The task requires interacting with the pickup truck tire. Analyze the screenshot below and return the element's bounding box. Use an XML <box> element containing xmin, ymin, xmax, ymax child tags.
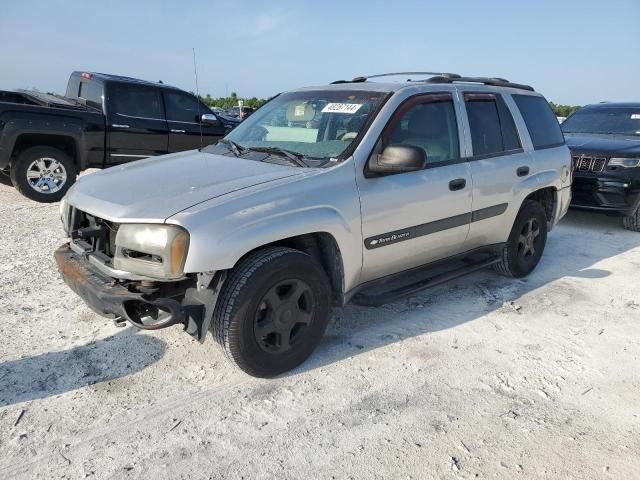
<box><xmin>10</xmin><ymin>146</ymin><xmax>77</xmax><ymax>203</ymax></box>
<box><xmin>493</xmin><ymin>200</ymin><xmax>548</xmax><ymax>278</ymax></box>
<box><xmin>212</xmin><ymin>247</ymin><xmax>331</xmax><ymax>378</ymax></box>
<box><xmin>622</xmin><ymin>208</ymin><xmax>640</xmax><ymax>232</ymax></box>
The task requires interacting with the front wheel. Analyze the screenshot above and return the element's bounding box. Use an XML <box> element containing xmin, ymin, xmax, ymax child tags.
<box><xmin>10</xmin><ymin>146</ymin><xmax>77</xmax><ymax>202</ymax></box>
<box><xmin>493</xmin><ymin>200</ymin><xmax>548</xmax><ymax>278</ymax></box>
<box><xmin>211</xmin><ymin>247</ymin><xmax>331</xmax><ymax>377</ymax></box>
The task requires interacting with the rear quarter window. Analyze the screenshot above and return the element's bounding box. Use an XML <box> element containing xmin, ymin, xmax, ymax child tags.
<box><xmin>513</xmin><ymin>95</ymin><xmax>564</xmax><ymax>149</ymax></box>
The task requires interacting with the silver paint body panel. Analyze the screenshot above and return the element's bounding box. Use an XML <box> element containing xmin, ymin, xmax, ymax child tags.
<box><xmin>64</xmin><ymin>81</ymin><xmax>571</xmax><ymax>294</ymax></box>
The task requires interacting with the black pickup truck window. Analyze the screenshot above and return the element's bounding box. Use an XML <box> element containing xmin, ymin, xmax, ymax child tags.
<box><xmin>109</xmin><ymin>84</ymin><xmax>163</xmax><ymax>120</ymax></box>
<box><xmin>165</xmin><ymin>91</ymin><xmax>205</xmax><ymax>123</ymax></box>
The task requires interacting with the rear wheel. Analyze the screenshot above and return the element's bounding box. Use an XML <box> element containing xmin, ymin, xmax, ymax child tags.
<box><xmin>10</xmin><ymin>146</ymin><xmax>77</xmax><ymax>202</ymax></box>
<box><xmin>494</xmin><ymin>200</ymin><xmax>548</xmax><ymax>278</ymax></box>
<box><xmin>622</xmin><ymin>208</ymin><xmax>640</xmax><ymax>232</ymax></box>
<box><xmin>212</xmin><ymin>247</ymin><xmax>331</xmax><ymax>377</ymax></box>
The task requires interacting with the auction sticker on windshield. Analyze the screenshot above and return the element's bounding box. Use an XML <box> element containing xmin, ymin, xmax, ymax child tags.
<box><xmin>322</xmin><ymin>103</ymin><xmax>362</xmax><ymax>114</ymax></box>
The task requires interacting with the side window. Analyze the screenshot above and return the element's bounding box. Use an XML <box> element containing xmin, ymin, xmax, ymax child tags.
<box><xmin>464</xmin><ymin>93</ymin><xmax>521</xmax><ymax>157</ymax></box>
<box><xmin>385</xmin><ymin>95</ymin><xmax>460</xmax><ymax>164</ymax></box>
<box><xmin>109</xmin><ymin>84</ymin><xmax>163</xmax><ymax>119</ymax></box>
<box><xmin>79</xmin><ymin>80</ymin><xmax>103</xmax><ymax>109</ymax></box>
<box><xmin>513</xmin><ymin>95</ymin><xmax>565</xmax><ymax>149</ymax></box>
<box><xmin>165</xmin><ymin>91</ymin><xmax>207</xmax><ymax>123</ymax></box>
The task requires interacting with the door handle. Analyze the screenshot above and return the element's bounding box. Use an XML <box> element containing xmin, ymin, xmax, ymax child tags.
<box><xmin>170</xmin><ymin>129</ymin><xmax>186</xmax><ymax>134</ymax></box>
<box><xmin>517</xmin><ymin>166</ymin><xmax>530</xmax><ymax>177</ymax></box>
<box><xmin>449</xmin><ymin>178</ymin><xmax>466</xmax><ymax>191</ymax></box>
<box><xmin>111</xmin><ymin>124</ymin><xmax>130</xmax><ymax>129</ymax></box>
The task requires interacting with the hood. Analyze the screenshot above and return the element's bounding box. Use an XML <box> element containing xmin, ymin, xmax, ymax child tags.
<box><xmin>66</xmin><ymin>150</ymin><xmax>303</xmax><ymax>222</ymax></box>
<box><xmin>564</xmin><ymin>133</ymin><xmax>640</xmax><ymax>156</ymax></box>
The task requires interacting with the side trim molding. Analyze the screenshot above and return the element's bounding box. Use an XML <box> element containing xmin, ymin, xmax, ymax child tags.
<box><xmin>364</xmin><ymin>203</ymin><xmax>508</xmax><ymax>250</ymax></box>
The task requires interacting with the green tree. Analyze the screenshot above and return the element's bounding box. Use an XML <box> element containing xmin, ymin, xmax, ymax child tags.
<box><xmin>549</xmin><ymin>101</ymin><xmax>581</xmax><ymax>118</ymax></box>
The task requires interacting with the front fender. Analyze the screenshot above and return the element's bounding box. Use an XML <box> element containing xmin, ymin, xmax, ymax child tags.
<box><xmin>168</xmin><ymin>164</ymin><xmax>364</xmax><ymax>292</ymax></box>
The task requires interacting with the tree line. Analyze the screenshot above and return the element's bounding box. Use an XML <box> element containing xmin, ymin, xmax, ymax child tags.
<box><xmin>197</xmin><ymin>92</ymin><xmax>267</xmax><ymax>109</ymax></box>
<box><xmin>549</xmin><ymin>102</ymin><xmax>581</xmax><ymax>118</ymax></box>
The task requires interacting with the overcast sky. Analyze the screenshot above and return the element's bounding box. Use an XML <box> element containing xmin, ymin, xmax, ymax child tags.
<box><xmin>1</xmin><ymin>0</ymin><xmax>638</xmax><ymax>105</ymax></box>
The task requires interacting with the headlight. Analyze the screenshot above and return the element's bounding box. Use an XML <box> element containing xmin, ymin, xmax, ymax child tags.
<box><xmin>59</xmin><ymin>199</ymin><xmax>71</xmax><ymax>233</ymax></box>
<box><xmin>113</xmin><ymin>224</ymin><xmax>189</xmax><ymax>279</ymax></box>
<box><xmin>609</xmin><ymin>157</ymin><xmax>640</xmax><ymax>168</ymax></box>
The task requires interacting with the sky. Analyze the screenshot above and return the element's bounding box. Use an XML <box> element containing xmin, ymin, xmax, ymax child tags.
<box><xmin>1</xmin><ymin>0</ymin><xmax>638</xmax><ymax>106</ymax></box>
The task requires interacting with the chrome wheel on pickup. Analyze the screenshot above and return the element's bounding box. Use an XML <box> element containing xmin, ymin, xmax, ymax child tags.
<box><xmin>26</xmin><ymin>157</ymin><xmax>67</xmax><ymax>194</ymax></box>
<box><xmin>212</xmin><ymin>247</ymin><xmax>331</xmax><ymax>378</ymax></box>
<box><xmin>10</xmin><ymin>146</ymin><xmax>77</xmax><ymax>202</ymax></box>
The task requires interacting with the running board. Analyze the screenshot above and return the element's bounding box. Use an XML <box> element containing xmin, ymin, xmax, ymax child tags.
<box><xmin>352</xmin><ymin>255</ymin><xmax>500</xmax><ymax>307</ymax></box>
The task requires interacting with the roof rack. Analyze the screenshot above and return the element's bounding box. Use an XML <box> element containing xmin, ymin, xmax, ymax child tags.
<box><xmin>331</xmin><ymin>71</ymin><xmax>460</xmax><ymax>84</ymax></box>
<box><xmin>331</xmin><ymin>72</ymin><xmax>534</xmax><ymax>91</ymax></box>
<box><xmin>427</xmin><ymin>76</ymin><xmax>534</xmax><ymax>91</ymax></box>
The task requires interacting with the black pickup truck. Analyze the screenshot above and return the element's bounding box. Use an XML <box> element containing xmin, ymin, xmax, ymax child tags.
<box><xmin>0</xmin><ymin>72</ymin><xmax>239</xmax><ymax>202</ymax></box>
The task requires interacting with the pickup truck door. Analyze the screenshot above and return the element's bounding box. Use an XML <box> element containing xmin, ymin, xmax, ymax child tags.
<box><xmin>105</xmin><ymin>83</ymin><xmax>169</xmax><ymax>165</ymax></box>
<box><xmin>163</xmin><ymin>90</ymin><xmax>226</xmax><ymax>152</ymax></box>
<box><xmin>357</xmin><ymin>93</ymin><xmax>473</xmax><ymax>283</ymax></box>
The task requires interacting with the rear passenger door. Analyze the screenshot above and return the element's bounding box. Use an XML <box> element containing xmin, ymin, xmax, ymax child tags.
<box><xmin>105</xmin><ymin>83</ymin><xmax>169</xmax><ymax>165</ymax></box>
<box><xmin>163</xmin><ymin>90</ymin><xmax>226</xmax><ymax>152</ymax></box>
<box><xmin>358</xmin><ymin>93</ymin><xmax>473</xmax><ymax>283</ymax></box>
<box><xmin>460</xmin><ymin>91</ymin><xmax>532</xmax><ymax>249</ymax></box>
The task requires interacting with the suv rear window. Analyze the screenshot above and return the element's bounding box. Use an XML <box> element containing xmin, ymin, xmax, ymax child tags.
<box><xmin>108</xmin><ymin>83</ymin><xmax>163</xmax><ymax>119</ymax></box>
<box><xmin>513</xmin><ymin>95</ymin><xmax>564</xmax><ymax>149</ymax></box>
<box><xmin>464</xmin><ymin>93</ymin><xmax>521</xmax><ymax>157</ymax></box>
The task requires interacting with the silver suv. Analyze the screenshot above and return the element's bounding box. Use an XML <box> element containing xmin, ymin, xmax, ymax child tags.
<box><xmin>55</xmin><ymin>73</ymin><xmax>572</xmax><ymax>377</ymax></box>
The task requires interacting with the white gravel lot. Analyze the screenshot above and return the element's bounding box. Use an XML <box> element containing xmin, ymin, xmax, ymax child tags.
<box><xmin>0</xmin><ymin>178</ymin><xmax>639</xmax><ymax>479</ymax></box>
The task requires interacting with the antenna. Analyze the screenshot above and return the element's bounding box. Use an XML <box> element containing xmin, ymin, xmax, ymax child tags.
<box><xmin>192</xmin><ymin>47</ymin><xmax>203</xmax><ymax>149</ymax></box>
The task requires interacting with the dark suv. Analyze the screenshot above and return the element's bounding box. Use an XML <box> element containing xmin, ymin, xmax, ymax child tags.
<box><xmin>562</xmin><ymin>103</ymin><xmax>640</xmax><ymax>231</ymax></box>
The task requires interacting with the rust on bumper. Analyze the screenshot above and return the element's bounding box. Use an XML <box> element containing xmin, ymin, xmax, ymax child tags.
<box><xmin>54</xmin><ymin>244</ymin><xmax>186</xmax><ymax>329</ymax></box>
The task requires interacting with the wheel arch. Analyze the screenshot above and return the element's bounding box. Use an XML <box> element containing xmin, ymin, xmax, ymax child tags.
<box><xmin>11</xmin><ymin>133</ymin><xmax>79</xmax><ymax>167</ymax></box>
<box><xmin>233</xmin><ymin>232</ymin><xmax>346</xmax><ymax>306</ymax></box>
<box><xmin>523</xmin><ymin>186</ymin><xmax>558</xmax><ymax>230</ymax></box>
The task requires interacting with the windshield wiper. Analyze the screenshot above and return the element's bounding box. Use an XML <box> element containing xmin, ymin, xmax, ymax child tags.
<box><xmin>219</xmin><ymin>139</ymin><xmax>247</xmax><ymax>157</ymax></box>
<box><xmin>246</xmin><ymin>146</ymin><xmax>309</xmax><ymax>167</ymax></box>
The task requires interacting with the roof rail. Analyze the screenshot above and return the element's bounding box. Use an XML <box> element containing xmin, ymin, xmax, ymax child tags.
<box><xmin>330</xmin><ymin>72</ymin><xmax>534</xmax><ymax>91</ymax></box>
<box><xmin>331</xmin><ymin>71</ymin><xmax>460</xmax><ymax>84</ymax></box>
<box><xmin>427</xmin><ymin>76</ymin><xmax>535</xmax><ymax>91</ymax></box>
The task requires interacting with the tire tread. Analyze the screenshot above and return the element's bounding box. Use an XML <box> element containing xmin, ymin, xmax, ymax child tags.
<box><xmin>211</xmin><ymin>247</ymin><xmax>310</xmax><ymax>376</ymax></box>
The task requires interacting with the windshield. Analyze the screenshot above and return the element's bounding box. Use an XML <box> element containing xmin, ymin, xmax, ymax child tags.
<box><xmin>219</xmin><ymin>90</ymin><xmax>387</xmax><ymax>161</ymax></box>
<box><xmin>562</xmin><ymin>107</ymin><xmax>640</xmax><ymax>136</ymax></box>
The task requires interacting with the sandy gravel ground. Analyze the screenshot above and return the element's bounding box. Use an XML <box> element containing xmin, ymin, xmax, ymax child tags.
<box><xmin>0</xmin><ymin>178</ymin><xmax>639</xmax><ymax>479</ymax></box>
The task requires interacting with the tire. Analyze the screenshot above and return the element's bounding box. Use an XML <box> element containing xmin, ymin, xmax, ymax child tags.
<box><xmin>10</xmin><ymin>146</ymin><xmax>77</xmax><ymax>202</ymax></box>
<box><xmin>622</xmin><ymin>208</ymin><xmax>640</xmax><ymax>232</ymax></box>
<box><xmin>212</xmin><ymin>247</ymin><xmax>331</xmax><ymax>378</ymax></box>
<box><xmin>493</xmin><ymin>200</ymin><xmax>548</xmax><ymax>278</ymax></box>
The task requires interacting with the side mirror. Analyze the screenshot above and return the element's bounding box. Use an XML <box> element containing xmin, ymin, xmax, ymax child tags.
<box><xmin>367</xmin><ymin>144</ymin><xmax>427</xmax><ymax>175</ymax></box>
<box><xmin>200</xmin><ymin>113</ymin><xmax>220</xmax><ymax>125</ymax></box>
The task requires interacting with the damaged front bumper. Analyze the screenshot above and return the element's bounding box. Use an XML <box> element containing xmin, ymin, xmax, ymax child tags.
<box><xmin>54</xmin><ymin>244</ymin><xmax>189</xmax><ymax>331</ymax></box>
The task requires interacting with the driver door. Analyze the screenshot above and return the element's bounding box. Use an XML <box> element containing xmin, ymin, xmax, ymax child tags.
<box><xmin>356</xmin><ymin>93</ymin><xmax>473</xmax><ymax>283</ymax></box>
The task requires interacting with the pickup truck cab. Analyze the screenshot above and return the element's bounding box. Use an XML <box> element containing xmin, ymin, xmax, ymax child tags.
<box><xmin>55</xmin><ymin>73</ymin><xmax>572</xmax><ymax>377</ymax></box>
<box><xmin>0</xmin><ymin>71</ymin><xmax>238</xmax><ymax>202</ymax></box>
